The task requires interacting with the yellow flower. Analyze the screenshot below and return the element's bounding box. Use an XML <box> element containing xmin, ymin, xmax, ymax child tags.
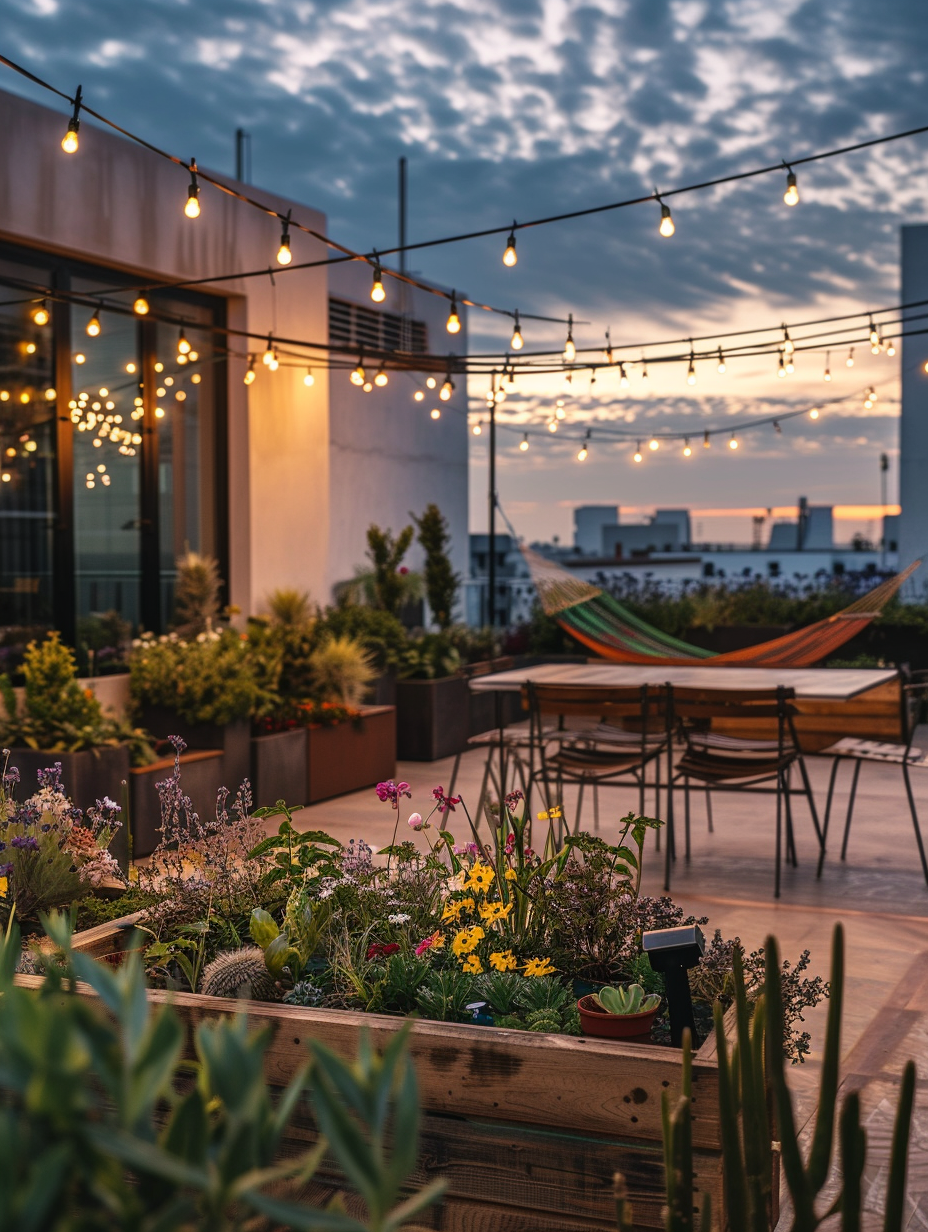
<box><xmin>522</xmin><ymin>957</ymin><xmax>556</xmax><ymax>978</ymax></box>
<box><xmin>441</xmin><ymin>896</ymin><xmax>475</xmax><ymax>923</ymax></box>
<box><xmin>0</xmin><ymin>877</ymin><xmax>6</xmax><ymax>898</ymax></box>
<box><xmin>451</xmin><ymin>925</ymin><xmax>485</xmax><ymax>956</ymax></box>
<box><xmin>430</xmin><ymin>931</ymin><xmax>446</xmax><ymax>950</ymax></box>
<box><xmin>466</xmin><ymin>862</ymin><xmax>495</xmax><ymax>893</ymax></box>
<box><xmin>537</xmin><ymin>806</ymin><xmax>562</xmax><ymax>821</ymax></box>
<box><xmin>478</xmin><ymin>900</ymin><xmax>513</xmax><ymax>923</ymax></box>
<box><xmin>462</xmin><ymin>953</ymin><xmax>483</xmax><ymax>974</ymax></box>
<box><xmin>504</xmin><ymin>868</ymin><xmax>517</xmax><ymax>881</ymax></box>
<box><xmin>490</xmin><ymin>950</ymin><xmax>517</xmax><ymax>972</ymax></box>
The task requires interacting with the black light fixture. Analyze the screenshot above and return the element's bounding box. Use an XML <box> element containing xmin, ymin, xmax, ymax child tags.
<box><xmin>643</xmin><ymin>924</ymin><xmax>705</xmax><ymax>1047</ymax></box>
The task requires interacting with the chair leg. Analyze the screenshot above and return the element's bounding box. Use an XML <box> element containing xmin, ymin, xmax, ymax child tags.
<box><xmin>840</xmin><ymin>759</ymin><xmax>862</xmax><ymax>861</ymax></box>
<box><xmin>574</xmin><ymin>778</ymin><xmax>585</xmax><ymax>835</ymax></box>
<box><xmin>774</xmin><ymin>770</ymin><xmax>783</xmax><ymax>899</ymax></box>
<box><xmin>705</xmin><ymin>788</ymin><xmax>714</xmax><ymax>833</ymax></box>
<box><xmin>817</xmin><ymin>757</ymin><xmax>842</xmax><ymax>878</ymax></box>
<box><xmin>795</xmin><ymin>752</ymin><xmax>823</xmax><ymax>846</ymax></box>
<box><xmin>684</xmin><ymin>775</ymin><xmax>691</xmax><ymax>861</ymax></box>
<box><xmin>475</xmin><ymin>751</ymin><xmax>494</xmax><ymax>823</ymax></box>
<box><xmin>593</xmin><ymin>782</ymin><xmax>600</xmax><ymax>833</ymax></box>
<box><xmin>784</xmin><ymin>774</ymin><xmax>798</xmax><ymax>868</ymax></box>
<box><xmin>902</xmin><ymin>760</ymin><xmax>928</xmax><ymax>886</ymax></box>
<box><xmin>663</xmin><ymin>778</ymin><xmax>674</xmax><ymax>892</ymax></box>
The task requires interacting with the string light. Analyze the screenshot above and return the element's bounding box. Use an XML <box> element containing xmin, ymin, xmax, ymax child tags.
<box><xmin>785</xmin><ymin>354</ymin><xmax>795</xmax><ymax>375</ymax></box>
<box><xmin>184</xmin><ymin>160</ymin><xmax>200</xmax><ymax>218</ymax></box>
<box><xmin>446</xmin><ymin>292</ymin><xmax>461</xmax><ymax>334</ymax></box>
<box><xmin>577</xmin><ymin>432</ymin><xmax>590</xmax><ymax>462</ymax></box>
<box><xmin>519</xmin><ymin>433</ymin><xmax>529</xmax><ymax>452</ymax></box>
<box><xmin>641</xmin><ymin>355</ymin><xmax>649</xmax><ymax>380</ymax></box>
<box><xmin>648</xmin><ymin>437</ymin><xmax>659</xmax><ymax>451</ymax></box>
<box><xmin>619</xmin><ymin>364</ymin><xmax>629</xmax><ymax>388</ymax></box>
<box><xmin>31</xmin><ymin>300</ymin><xmax>49</xmax><ymax>326</ymax></box>
<box><xmin>686</xmin><ymin>351</ymin><xmax>696</xmax><ymax>385</ymax></box>
<box><xmin>774</xmin><ymin>420</ymin><xmax>782</xmax><ymax>434</ymax></box>
<box><xmin>61</xmin><ymin>84</ymin><xmax>81</xmax><ymax>153</ymax></box>
<box><xmin>604</xmin><ymin>330</ymin><xmax>614</xmax><ymax>365</ymax></box>
<box><xmin>548</xmin><ymin>419</ymin><xmax>558</xmax><ymax>433</ymax></box>
<box><xmin>555</xmin><ymin>399</ymin><xmax>566</xmax><ymax>420</ymax></box>
<box><xmin>782</xmin><ymin>326</ymin><xmax>794</xmax><ymax>355</ymax></box>
<box><xmin>472</xmin><ymin>421</ymin><xmax>482</xmax><ymax>435</ymax></box>
<box><xmin>303</xmin><ymin>368</ymin><xmax>315</xmax><ymax>387</ymax></box>
<box><xmin>426</xmin><ymin>377</ymin><xmax>437</xmax><ymax>389</ymax></box>
<box><xmin>846</xmin><ymin>347</ymin><xmax>855</xmax><ymax>367</ymax></box>
<box><xmin>133</xmin><ymin>296</ymin><xmax>149</xmax><ymax>315</ymax></box>
<box><xmin>244</xmin><ymin>357</ymin><xmax>256</xmax><ymax>385</ymax></box>
<box><xmin>783</xmin><ymin>166</ymin><xmax>799</xmax><ymax>206</ymax></box>
<box><xmin>362</xmin><ymin>379</ymin><xmax>373</xmax><ymax>392</ymax></box>
<box><xmin>886</xmin><ymin>339</ymin><xmax>897</xmax><ymax>356</ymax></box>
<box><xmin>414</xmin><ymin>390</ymin><xmax>424</xmax><ymax>402</ymax></box>
<box><xmin>503</xmin><ymin>223</ymin><xmax>518</xmax><ymax>267</ymax></box>
<box><xmin>824</xmin><ymin>352</ymin><xmax>831</xmax><ymax>381</ymax></box>
<box><xmin>374</xmin><ymin>366</ymin><xmax>388</xmax><ymax>387</ymax></box>
<box><xmin>809</xmin><ymin>407</ymin><xmax>820</xmax><ymax>419</ymax></box>
<box><xmin>430</xmin><ymin>407</ymin><xmax>441</xmax><ymax>419</ymax></box>
<box><xmin>683</xmin><ymin>439</ymin><xmax>692</xmax><ymax>457</ymax></box>
<box><xmin>74</xmin><ymin>353</ymin><xmax>86</xmax><ymax>364</ymax></box>
<box><xmin>703</xmin><ymin>431</ymin><xmax>710</xmax><ymax>449</ymax></box>
<box><xmin>439</xmin><ymin>375</ymin><xmax>454</xmax><ymax>401</ymax></box>
<box><xmin>778</xmin><ymin>352</ymin><xmax>787</xmax><ymax>377</ymax></box>
<box><xmin>633</xmin><ymin>442</ymin><xmax>642</xmax><ymax>463</ymax></box>
<box><xmin>656</xmin><ymin>194</ymin><xmax>675</xmax><ymax>237</ymax></box>
<box><xmin>277</xmin><ymin>211</ymin><xmax>293</xmax><ymax>265</ymax></box>
<box><xmin>268</xmin><ymin>349</ymin><xmax>279</xmax><ymax>372</ymax></box>
<box><xmin>350</xmin><ymin>359</ymin><xmax>365</xmax><ymax>386</ymax></box>
<box><xmin>563</xmin><ymin>314</ymin><xmax>576</xmax><ymax>363</ymax></box>
<box><xmin>510</xmin><ymin>310</ymin><xmax>523</xmax><ymax>350</ymax></box>
<box><xmin>717</xmin><ymin>347</ymin><xmax>726</xmax><ymax>374</ymax></box>
<box><xmin>729</xmin><ymin>434</ymin><xmax>738</xmax><ymax>450</ymax></box>
<box><xmin>177</xmin><ymin>330</ymin><xmax>191</xmax><ymax>355</ymax></box>
<box><xmin>869</xmin><ymin>317</ymin><xmax>879</xmax><ymax>347</ymax></box>
<box><xmin>86</xmin><ymin>311</ymin><xmax>101</xmax><ymax>337</ymax></box>
<box><xmin>371</xmin><ymin>257</ymin><xmax>386</xmax><ymax>303</ymax></box>
<box><xmin>263</xmin><ymin>335</ymin><xmax>275</xmax><ymax>367</ymax></box>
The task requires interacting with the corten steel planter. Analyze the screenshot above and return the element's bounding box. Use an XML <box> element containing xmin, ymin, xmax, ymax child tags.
<box><xmin>251</xmin><ymin>728</ymin><xmax>308</xmax><ymax>809</ymax></box>
<box><xmin>395</xmin><ymin>676</ymin><xmax>469</xmax><ymax>761</ymax></box>
<box><xmin>128</xmin><ymin>749</ymin><xmax>224</xmax><ymax>858</ymax></box>
<box><xmin>306</xmin><ymin>706</ymin><xmax>396</xmax><ymax>803</ymax></box>
<box><xmin>139</xmin><ymin>706</ymin><xmax>251</xmax><ymax>790</ymax></box>
<box><xmin>8</xmin><ymin>744</ymin><xmax>131</xmax><ymax>869</ymax></box>
<box><xmin>49</xmin><ymin>915</ymin><xmax>779</xmax><ymax>1232</ymax></box>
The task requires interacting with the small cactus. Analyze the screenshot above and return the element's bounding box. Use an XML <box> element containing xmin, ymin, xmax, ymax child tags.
<box><xmin>594</xmin><ymin>983</ymin><xmax>660</xmax><ymax>1016</ymax></box>
<box><xmin>200</xmin><ymin>948</ymin><xmax>280</xmax><ymax>1002</ymax></box>
<box><xmin>284</xmin><ymin>980</ymin><xmax>325</xmax><ymax>1008</ymax></box>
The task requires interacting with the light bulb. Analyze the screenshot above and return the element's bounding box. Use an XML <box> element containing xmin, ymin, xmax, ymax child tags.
<box><xmin>823</xmin><ymin>355</ymin><xmax>831</xmax><ymax>381</ymax></box>
<box><xmin>61</xmin><ymin>89</ymin><xmax>82</xmax><ymax>155</ymax></box>
<box><xmin>244</xmin><ymin>361</ymin><xmax>256</xmax><ymax>385</ymax></box>
<box><xmin>86</xmin><ymin>312</ymin><xmax>101</xmax><ymax>337</ymax></box>
<box><xmin>555</xmin><ymin>403</ymin><xmax>566</xmax><ymax>420</ymax></box>
<box><xmin>277</xmin><ymin>212</ymin><xmax>293</xmax><ymax>265</ymax></box>
<box><xmin>887</xmin><ymin>340</ymin><xmax>896</xmax><ymax>356</ymax></box>
<box><xmin>683</xmin><ymin>441</ymin><xmax>692</xmax><ymax>456</ymax></box>
<box><xmin>633</xmin><ymin>443</ymin><xmax>642</xmax><ymax>463</ymax></box>
<box><xmin>511</xmin><ymin>311</ymin><xmax>523</xmax><ymax>350</ymax></box>
<box><xmin>703</xmin><ymin>431</ymin><xmax>710</xmax><ymax>448</ymax></box>
<box><xmin>786</xmin><ymin>357</ymin><xmax>795</xmax><ymax>374</ymax></box>
<box><xmin>184</xmin><ymin>169</ymin><xmax>200</xmax><ymax>218</ymax></box>
<box><xmin>430</xmin><ymin>408</ymin><xmax>441</xmax><ymax>419</ymax></box>
<box><xmin>519</xmin><ymin>434</ymin><xmax>529</xmax><ymax>452</ymax></box>
<box><xmin>414</xmin><ymin>390</ymin><xmax>424</xmax><ymax>402</ymax></box>
<box><xmin>717</xmin><ymin>348</ymin><xmax>726</xmax><ymax>374</ymax></box>
<box><xmin>154</xmin><ymin>362</ymin><xmax>163</xmax><ymax>372</ymax></box>
<box><xmin>74</xmin><ymin>353</ymin><xmax>86</xmax><ymax>365</ymax></box>
<box><xmin>871</xmin><ymin>339</ymin><xmax>881</xmax><ymax>355</ymax></box>
<box><xmin>619</xmin><ymin>365</ymin><xmax>629</xmax><ymax>388</ymax></box>
<box><xmin>374</xmin><ymin>367</ymin><xmax>388</xmax><ymax>387</ymax></box>
<box><xmin>778</xmin><ymin>354</ymin><xmax>786</xmax><ymax>378</ymax></box>
<box><xmin>188</xmin><ymin>350</ymin><xmax>198</xmax><ymax>362</ymax></box>
<box><xmin>809</xmin><ymin>408</ymin><xmax>819</xmax><ymax>419</ymax></box>
<box><xmin>659</xmin><ymin>202</ymin><xmax>675</xmax><ymax>236</ymax></box>
<box><xmin>446</xmin><ymin>293</ymin><xmax>461</xmax><ymax>334</ymax></box>
<box><xmin>31</xmin><ymin>301</ymin><xmax>49</xmax><ymax>326</ymax></box>
<box><xmin>729</xmin><ymin>435</ymin><xmax>738</xmax><ymax>450</ymax></box>
<box><xmin>783</xmin><ymin>328</ymin><xmax>794</xmax><ymax>355</ymax></box>
<box><xmin>304</xmin><ymin>368</ymin><xmax>315</xmax><ymax>387</ymax></box>
<box><xmin>363</xmin><ymin>380</ymin><xmax>373</xmax><ymax>392</ymax></box>
<box><xmin>178</xmin><ymin>331</ymin><xmax>191</xmax><ymax>355</ymax></box>
<box><xmin>426</xmin><ymin>377</ymin><xmax>437</xmax><ymax>389</ymax></box>
<box><xmin>495</xmin><ymin>387</ymin><xmax>506</xmax><ymax>404</ymax></box>
<box><xmin>177</xmin><ymin>353</ymin><xmax>188</xmax><ymax>366</ymax></box>
<box><xmin>687</xmin><ymin>361</ymin><xmax>696</xmax><ymax>386</ymax></box>
<box><xmin>268</xmin><ymin>351</ymin><xmax>279</xmax><ymax>372</ymax></box>
<box><xmin>548</xmin><ymin>420</ymin><xmax>558</xmax><ymax>433</ymax></box>
<box><xmin>577</xmin><ymin>445</ymin><xmax>588</xmax><ymax>461</ymax></box>
<box><xmin>503</xmin><ymin>227</ymin><xmax>517</xmax><ymax>267</ymax></box>
<box><xmin>846</xmin><ymin>348</ymin><xmax>855</xmax><ymax>368</ymax></box>
<box><xmin>563</xmin><ymin>317</ymin><xmax>576</xmax><ymax>363</ymax></box>
<box><xmin>783</xmin><ymin>170</ymin><xmax>799</xmax><ymax>206</ymax></box>
<box><xmin>869</xmin><ymin>321</ymin><xmax>879</xmax><ymax>346</ymax></box>
<box><xmin>864</xmin><ymin>397</ymin><xmax>873</xmax><ymax>409</ymax></box>
<box><xmin>133</xmin><ymin>297</ymin><xmax>149</xmax><ymax>315</ymax></box>
<box><xmin>371</xmin><ymin>261</ymin><xmax>385</xmax><ymax>303</ymax></box>
<box><xmin>472</xmin><ymin>422</ymin><xmax>482</xmax><ymax>435</ymax></box>
<box><xmin>440</xmin><ymin>378</ymin><xmax>453</xmax><ymax>401</ymax></box>
<box><xmin>263</xmin><ymin>337</ymin><xmax>275</xmax><ymax>366</ymax></box>
<box><xmin>25</xmin><ymin>343</ymin><xmax>36</xmax><ymax>355</ymax></box>
<box><xmin>646</xmin><ymin>438</ymin><xmax>657</xmax><ymax>452</ymax></box>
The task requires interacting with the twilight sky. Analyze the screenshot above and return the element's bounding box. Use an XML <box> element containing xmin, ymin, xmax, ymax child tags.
<box><xmin>4</xmin><ymin>0</ymin><xmax>927</xmax><ymax>545</ymax></box>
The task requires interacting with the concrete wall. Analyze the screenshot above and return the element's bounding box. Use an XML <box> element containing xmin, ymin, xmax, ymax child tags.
<box><xmin>0</xmin><ymin>87</ymin><xmax>467</xmax><ymax>619</ymax></box>
<box><xmin>900</xmin><ymin>226</ymin><xmax>928</xmax><ymax>597</ymax></box>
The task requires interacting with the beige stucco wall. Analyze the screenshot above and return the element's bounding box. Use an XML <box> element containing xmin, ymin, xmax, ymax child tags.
<box><xmin>0</xmin><ymin>86</ymin><xmax>469</xmax><ymax>619</ymax></box>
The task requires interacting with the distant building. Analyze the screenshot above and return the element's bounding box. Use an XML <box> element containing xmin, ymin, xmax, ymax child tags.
<box><xmin>900</xmin><ymin>225</ymin><xmax>928</xmax><ymax>596</ymax></box>
<box><xmin>766</xmin><ymin>499</ymin><xmax>833</xmax><ymax>551</ymax></box>
<box><xmin>574</xmin><ymin>505</ymin><xmax>617</xmax><ymax>554</ymax></box>
<box><xmin>466</xmin><ymin>534</ymin><xmax>534</xmax><ymax>626</ymax></box>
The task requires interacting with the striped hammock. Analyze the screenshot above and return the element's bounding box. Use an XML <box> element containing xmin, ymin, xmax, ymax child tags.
<box><xmin>522</xmin><ymin>548</ymin><xmax>919</xmax><ymax>668</ymax></box>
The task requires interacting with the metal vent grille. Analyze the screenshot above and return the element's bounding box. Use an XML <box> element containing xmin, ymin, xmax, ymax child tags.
<box><xmin>328</xmin><ymin>298</ymin><xmax>428</xmax><ymax>355</ymax></box>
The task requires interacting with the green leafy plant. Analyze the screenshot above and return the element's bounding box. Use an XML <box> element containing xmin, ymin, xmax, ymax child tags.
<box><xmin>415</xmin><ymin>968</ymin><xmax>476</xmax><ymax>1022</ymax></box>
<box><xmin>398</xmin><ymin>632</ymin><xmax>462</xmax><ymax>680</ymax></box>
<box><xmin>320</xmin><ymin>604</ymin><xmax>409</xmax><ymax>673</ymax></box>
<box><xmin>173</xmin><ymin>550</ymin><xmax>223</xmax><ymax>637</ymax></box>
<box><xmin>130</xmin><ymin>629</ymin><xmax>261</xmax><ymax>726</ymax></box>
<box><xmin>412</xmin><ymin>504</ymin><xmax>460</xmax><ymax>630</ymax></box>
<box><xmin>310</xmin><ymin>635</ymin><xmax>376</xmax><ymax>707</ymax></box>
<box><xmin>593</xmin><ymin>983</ymin><xmax>660</xmax><ymax>1015</ymax></box>
<box><xmin>267</xmin><ymin>587</ymin><xmax>315</xmax><ymax>627</ymax></box>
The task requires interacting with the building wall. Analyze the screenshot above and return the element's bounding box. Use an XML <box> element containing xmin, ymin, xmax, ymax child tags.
<box><xmin>900</xmin><ymin>225</ymin><xmax>928</xmax><ymax>597</ymax></box>
<box><xmin>0</xmin><ymin>87</ymin><xmax>468</xmax><ymax>619</ymax></box>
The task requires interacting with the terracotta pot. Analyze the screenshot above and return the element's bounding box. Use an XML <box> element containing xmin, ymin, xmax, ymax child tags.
<box><xmin>577</xmin><ymin>993</ymin><xmax>659</xmax><ymax>1040</ymax></box>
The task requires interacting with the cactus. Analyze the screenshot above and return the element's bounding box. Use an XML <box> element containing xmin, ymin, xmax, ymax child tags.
<box><xmin>283</xmin><ymin>979</ymin><xmax>326</xmax><ymax>1008</ymax></box>
<box><xmin>595</xmin><ymin>983</ymin><xmax>661</xmax><ymax>1016</ymax></box>
<box><xmin>200</xmin><ymin>948</ymin><xmax>281</xmax><ymax>1002</ymax></box>
<box><xmin>641</xmin><ymin>923</ymin><xmax>917</xmax><ymax>1232</ymax></box>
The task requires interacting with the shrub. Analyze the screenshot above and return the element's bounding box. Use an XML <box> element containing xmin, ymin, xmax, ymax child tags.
<box><xmin>412</xmin><ymin>504</ymin><xmax>460</xmax><ymax>629</ymax></box>
<box><xmin>173</xmin><ymin>550</ymin><xmax>223</xmax><ymax>637</ymax></box>
<box><xmin>130</xmin><ymin>629</ymin><xmax>260</xmax><ymax>726</ymax></box>
<box><xmin>320</xmin><ymin>604</ymin><xmax>408</xmax><ymax>672</ymax></box>
<box><xmin>309</xmin><ymin>635</ymin><xmax>376</xmax><ymax>707</ymax></box>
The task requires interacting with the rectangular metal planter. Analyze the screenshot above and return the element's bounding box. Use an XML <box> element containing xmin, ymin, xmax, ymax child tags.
<box><xmin>51</xmin><ymin>914</ymin><xmax>776</xmax><ymax>1232</ymax></box>
<box><xmin>8</xmin><ymin>744</ymin><xmax>131</xmax><ymax>868</ymax></box>
<box><xmin>251</xmin><ymin>728</ymin><xmax>308</xmax><ymax>810</ymax></box>
<box><xmin>306</xmin><ymin>706</ymin><xmax>396</xmax><ymax>803</ymax></box>
<box><xmin>139</xmin><ymin>705</ymin><xmax>251</xmax><ymax>790</ymax></box>
<box><xmin>395</xmin><ymin>676</ymin><xmax>469</xmax><ymax>761</ymax></box>
<box><xmin>128</xmin><ymin>749</ymin><xmax>224</xmax><ymax>858</ymax></box>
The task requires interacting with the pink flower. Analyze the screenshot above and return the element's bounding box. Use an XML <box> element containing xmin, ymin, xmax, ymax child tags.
<box><xmin>375</xmin><ymin>780</ymin><xmax>411</xmax><ymax>809</ymax></box>
<box><xmin>453</xmin><ymin>843</ymin><xmax>468</xmax><ymax>855</ymax></box>
<box><xmin>432</xmin><ymin>786</ymin><xmax>462</xmax><ymax>814</ymax></box>
<box><xmin>415</xmin><ymin>935</ymin><xmax>434</xmax><ymax>956</ymax></box>
<box><xmin>408</xmin><ymin>812</ymin><xmax>425</xmax><ymax>831</ymax></box>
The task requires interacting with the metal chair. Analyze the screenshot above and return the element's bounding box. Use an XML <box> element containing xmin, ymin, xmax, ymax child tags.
<box><xmin>525</xmin><ymin>681</ymin><xmax>673</xmax><ymax>836</ymax></box>
<box><xmin>668</xmin><ymin>685</ymin><xmax>822</xmax><ymax>898</ymax></box>
<box><xmin>815</xmin><ymin>676</ymin><xmax>928</xmax><ymax>885</ymax></box>
<box><xmin>446</xmin><ymin>719</ymin><xmax>558</xmax><ymax>822</ymax></box>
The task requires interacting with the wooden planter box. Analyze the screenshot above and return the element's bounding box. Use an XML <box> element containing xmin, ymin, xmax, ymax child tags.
<box><xmin>395</xmin><ymin>676</ymin><xmax>470</xmax><ymax>761</ymax></box>
<box><xmin>128</xmin><ymin>749</ymin><xmax>224</xmax><ymax>857</ymax></box>
<box><xmin>53</xmin><ymin>916</ymin><xmax>776</xmax><ymax>1232</ymax></box>
<box><xmin>139</xmin><ymin>706</ymin><xmax>251</xmax><ymax>791</ymax></box>
<box><xmin>252</xmin><ymin>728</ymin><xmax>308</xmax><ymax>809</ymax></box>
<box><xmin>8</xmin><ymin>744</ymin><xmax>131</xmax><ymax>869</ymax></box>
<box><xmin>307</xmin><ymin>706</ymin><xmax>396</xmax><ymax>803</ymax></box>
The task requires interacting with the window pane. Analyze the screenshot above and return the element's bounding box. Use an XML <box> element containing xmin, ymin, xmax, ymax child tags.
<box><xmin>0</xmin><ymin>261</ymin><xmax>56</xmax><ymax>667</ymax></box>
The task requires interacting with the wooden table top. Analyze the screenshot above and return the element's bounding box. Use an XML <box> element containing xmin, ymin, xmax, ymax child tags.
<box><xmin>468</xmin><ymin>662</ymin><xmax>898</xmax><ymax>701</ymax></box>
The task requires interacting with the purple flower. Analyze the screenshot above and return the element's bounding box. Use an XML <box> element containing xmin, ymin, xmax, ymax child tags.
<box><xmin>504</xmin><ymin>789</ymin><xmax>523</xmax><ymax>809</ymax></box>
<box><xmin>375</xmin><ymin>780</ymin><xmax>411</xmax><ymax>810</ymax></box>
<box><xmin>36</xmin><ymin>763</ymin><xmax>63</xmax><ymax>792</ymax></box>
<box><xmin>11</xmin><ymin>835</ymin><xmax>39</xmax><ymax>851</ymax></box>
<box><xmin>0</xmin><ymin>862</ymin><xmax>12</xmax><ymax>877</ymax></box>
<box><xmin>432</xmin><ymin>786</ymin><xmax>461</xmax><ymax>813</ymax></box>
<box><xmin>2</xmin><ymin>766</ymin><xmax>20</xmax><ymax>786</ymax></box>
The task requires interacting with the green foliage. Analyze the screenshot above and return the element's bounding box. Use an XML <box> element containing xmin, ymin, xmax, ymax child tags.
<box><xmin>310</xmin><ymin>636</ymin><xmax>376</xmax><ymax>707</ymax></box>
<box><xmin>398</xmin><ymin>631</ymin><xmax>463</xmax><ymax>680</ymax></box>
<box><xmin>374</xmin><ymin>952</ymin><xmax>432</xmax><ymax>1014</ymax></box>
<box><xmin>415</xmin><ymin>968</ymin><xmax>476</xmax><ymax>1022</ymax></box>
<box><xmin>173</xmin><ymin>550</ymin><xmax>222</xmax><ymax>637</ymax></box>
<box><xmin>477</xmin><ymin>970</ymin><xmax>523</xmax><ymax>1016</ymax></box>
<box><xmin>130</xmin><ymin>629</ymin><xmax>261</xmax><ymax>726</ymax></box>
<box><xmin>412</xmin><ymin>504</ymin><xmax>460</xmax><ymax>630</ymax></box>
<box><xmin>321</xmin><ymin>604</ymin><xmax>409</xmax><ymax>673</ymax></box>
<box><xmin>267</xmin><ymin>587</ymin><xmax>314</xmax><ymax>626</ymax></box>
<box><xmin>0</xmin><ymin>917</ymin><xmax>444</xmax><ymax>1231</ymax></box>
<box><xmin>365</xmin><ymin>524</ymin><xmax>416</xmax><ymax>616</ymax></box>
<box><xmin>594</xmin><ymin>983</ymin><xmax>660</xmax><ymax>1015</ymax></box>
<box><xmin>284</xmin><ymin>979</ymin><xmax>326</xmax><ymax>1007</ymax></box>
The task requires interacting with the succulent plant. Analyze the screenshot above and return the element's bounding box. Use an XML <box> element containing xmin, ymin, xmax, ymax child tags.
<box><xmin>526</xmin><ymin>1008</ymin><xmax>562</xmax><ymax>1033</ymax></box>
<box><xmin>200</xmin><ymin>948</ymin><xmax>281</xmax><ymax>1002</ymax></box>
<box><xmin>283</xmin><ymin>980</ymin><xmax>326</xmax><ymax>1008</ymax></box>
<box><xmin>593</xmin><ymin>983</ymin><xmax>660</xmax><ymax>1016</ymax></box>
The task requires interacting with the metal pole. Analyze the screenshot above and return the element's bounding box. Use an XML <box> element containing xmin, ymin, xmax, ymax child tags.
<box><xmin>881</xmin><ymin>452</ymin><xmax>889</xmax><ymax>569</ymax></box>
<box><xmin>235</xmin><ymin>128</ymin><xmax>244</xmax><ymax>181</ymax></box>
<box><xmin>398</xmin><ymin>157</ymin><xmax>407</xmax><ymax>276</ymax></box>
<box><xmin>488</xmin><ymin>372</ymin><xmax>497</xmax><ymax>629</ymax></box>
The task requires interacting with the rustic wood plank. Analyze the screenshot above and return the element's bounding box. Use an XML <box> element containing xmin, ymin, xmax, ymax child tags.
<box><xmin>69</xmin><ymin>912</ymin><xmax>144</xmax><ymax>957</ymax></box>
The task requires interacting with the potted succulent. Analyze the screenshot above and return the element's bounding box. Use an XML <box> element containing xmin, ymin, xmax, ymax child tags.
<box><xmin>577</xmin><ymin>981</ymin><xmax>662</xmax><ymax>1039</ymax></box>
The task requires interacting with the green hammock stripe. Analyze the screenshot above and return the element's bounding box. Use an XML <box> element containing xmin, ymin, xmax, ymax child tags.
<box><xmin>560</xmin><ymin>594</ymin><xmax>716</xmax><ymax>660</ymax></box>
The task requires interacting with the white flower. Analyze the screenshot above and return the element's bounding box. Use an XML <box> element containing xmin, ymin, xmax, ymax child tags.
<box><xmin>196</xmin><ymin>632</ymin><xmax>207</xmax><ymax>643</ymax></box>
<box><xmin>388</xmin><ymin>913</ymin><xmax>411</xmax><ymax>925</ymax></box>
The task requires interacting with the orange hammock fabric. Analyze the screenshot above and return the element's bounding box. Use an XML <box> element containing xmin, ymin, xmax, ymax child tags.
<box><xmin>522</xmin><ymin>548</ymin><xmax>919</xmax><ymax>668</ymax></box>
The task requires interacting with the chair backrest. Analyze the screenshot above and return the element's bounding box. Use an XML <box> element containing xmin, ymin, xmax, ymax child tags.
<box><xmin>524</xmin><ymin>681</ymin><xmax>671</xmax><ymax>724</ymax></box>
<box><xmin>671</xmin><ymin>685</ymin><xmax>796</xmax><ymax>722</ymax></box>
